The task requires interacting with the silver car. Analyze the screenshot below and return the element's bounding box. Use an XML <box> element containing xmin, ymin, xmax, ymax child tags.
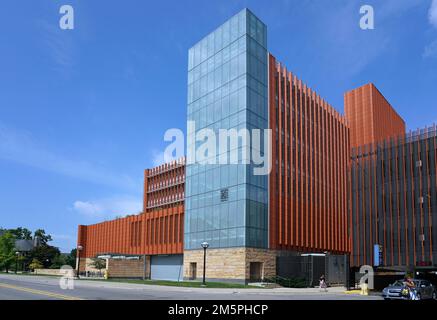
<box><xmin>382</xmin><ymin>279</ymin><xmax>437</xmax><ymax>300</ymax></box>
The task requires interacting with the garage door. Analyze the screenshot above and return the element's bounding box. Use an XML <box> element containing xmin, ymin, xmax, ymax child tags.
<box><xmin>150</xmin><ymin>255</ymin><xmax>184</xmax><ymax>281</ymax></box>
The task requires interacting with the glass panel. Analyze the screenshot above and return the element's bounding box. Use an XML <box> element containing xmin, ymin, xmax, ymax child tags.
<box><xmin>185</xmin><ymin>9</ymin><xmax>268</xmax><ymax>250</ymax></box>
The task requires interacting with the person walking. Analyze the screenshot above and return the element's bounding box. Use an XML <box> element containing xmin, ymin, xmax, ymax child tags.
<box><xmin>404</xmin><ymin>276</ymin><xmax>418</xmax><ymax>300</ymax></box>
<box><xmin>319</xmin><ymin>274</ymin><xmax>328</xmax><ymax>292</ymax></box>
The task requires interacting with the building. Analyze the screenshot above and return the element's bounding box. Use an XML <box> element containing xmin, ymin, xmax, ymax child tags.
<box><xmin>0</xmin><ymin>230</ymin><xmax>40</xmax><ymax>253</ymax></box>
<box><xmin>268</xmin><ymin>55</ymin><xmax>349</xmax><ymax>254</ymax></box>
<box><xmin>76</xmin><ymin>8</ymin><xmax>437</xmax><ymax>283</ymax></box>
<box><xmin>350</xmin><ymin>125</ymin><xmax>437</xmax><ymax>269</ymax></box>
<box><xmin>345</xmin><ymin>82</ymin><xmax>437</xmax><ymax>271</ymax></box>
<box><xmin>182</xmin><ymin>9</ymin><xmax>350</xmax><ymax>283</ymax></box>
<box><xmin>76</xmin><ymin>9</ymin><xmax>350</xmax><ymax>283</ymax></box>
<box><xmin>183</xmin><ymin>9</ymin><xmax>274</xmax><ymax>282</ymax></box>
<box><xmin>345</xmin><ymin>83</ymin><xmax>405</xmax><ymax>149</ymax></box>
<box><xmin>77</xmin><ymin>158</ymin><xmax>185</xmax><ymax>280</ymax></box>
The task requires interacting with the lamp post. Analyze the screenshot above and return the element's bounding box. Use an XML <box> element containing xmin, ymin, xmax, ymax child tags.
<box><xmin>324</xmin><ymin>251</ymin><xmax>330</xmax><ymax>287</ymax></box>
<box><xmin>15</xmin><ymin>251</ymin><xmax>20</xmax><ymax>274</ymax></box>
<box><xmin>201</xmin><ymin>242</ymin><xmax>209</xmax><ymax>286</ymax></box>
<box><xmin>76</xmin><ymin>245</ymin><xmax>83</xmax><ymax>279</ymax></box>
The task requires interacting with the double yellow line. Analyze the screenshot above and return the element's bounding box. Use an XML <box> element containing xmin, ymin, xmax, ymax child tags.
<box><xmin>0</xmin><ymin>282</ymin><xmax>83</xmax><ymax>300</ymax></box>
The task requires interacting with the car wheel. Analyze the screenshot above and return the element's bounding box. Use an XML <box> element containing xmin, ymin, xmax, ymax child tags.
<box><xmin>432</xmin><ymin>291</ymin><xmax>437</xmax><ymax>300</ymax></box>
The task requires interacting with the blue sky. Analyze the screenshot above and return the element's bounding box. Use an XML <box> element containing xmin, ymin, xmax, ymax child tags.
<box><xmin>0</xmin><ymin>0</ymin><xmax>436</xmax><ymax>252</ymax></box>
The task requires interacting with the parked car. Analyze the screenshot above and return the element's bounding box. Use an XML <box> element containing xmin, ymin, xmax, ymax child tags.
<box><xmin>382</xmin><ymin>279</ymin><xmax>437</xmax><ymax>300</ymax></box>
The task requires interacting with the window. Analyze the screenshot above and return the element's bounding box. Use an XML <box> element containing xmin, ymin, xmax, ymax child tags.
<box><xmin>221</xmin><ymin>188</ymin><xmax>229</xmax><ymax>202</ymax></box>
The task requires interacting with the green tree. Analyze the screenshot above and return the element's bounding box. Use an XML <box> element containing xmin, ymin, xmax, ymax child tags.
<box><xmin>0</xmin><ymin>232</ymin><xmax>16</xmax><ymax>273</ymax></box>
<box><xmin>65</xmin><ymin>249</ymin><xmax>77</xmax><ymax>268</ymax></box>
<box><xmin>29</xmin><ymin>258</ymin><xmax>43</xmax><ymax>271</ymax></box>
<box><xmin>50</xmin><ymin>254</ymin><xmax>67</xmax><ymax>269</ymax></box>
<box><xmin>9</xmin><ymin>227</ymin><xmax>32</xmax><ymax>240</ymax></box>
<box><xmin>89</xmin><ymin>258</ymin><xmax>106</xmax><ymax>271</ymax></box>
<box><xmin>33</xmin><ymin>229</ymin><xmax>53</xmax><ymax>246</ymax></box>
<box><xmin>30</xmin><ymin>244</ymin><xmax>61</xmax><ymax>268</ymax></box>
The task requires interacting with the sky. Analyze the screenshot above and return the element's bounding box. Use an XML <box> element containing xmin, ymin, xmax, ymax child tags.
<box><xmin>0</xmin><ymin>0</ymin><xmax>436</xmax><ymax>252</ymax></box>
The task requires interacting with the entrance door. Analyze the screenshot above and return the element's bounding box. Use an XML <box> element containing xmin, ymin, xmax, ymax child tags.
<box><xmin>189</xmin><ymin>262</ymin><xmax>197</xmax><ymax>280</ymax></box>
<box><xmin>249</xmin><ymin>262</ymin><xmax>263</xmax><ymax>281</ymax></box>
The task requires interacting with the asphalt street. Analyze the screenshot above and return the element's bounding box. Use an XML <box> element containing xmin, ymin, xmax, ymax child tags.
<box><xmin>0</xmin><ymin>274</ymin><xmax>381</xmax><ymax>300</ymax></box>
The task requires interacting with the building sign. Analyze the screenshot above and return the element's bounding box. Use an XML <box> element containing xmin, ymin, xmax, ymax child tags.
<box><xmin>374</xmin><ymin>244</ymin><xmax>383</xmax><ymax>267</ymax></box>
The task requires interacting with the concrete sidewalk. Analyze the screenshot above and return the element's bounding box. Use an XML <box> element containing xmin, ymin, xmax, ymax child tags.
<box><xmin>76</xmin><ymin>278</ymin><xmax>348</xmax><ymax>294</ymax></box>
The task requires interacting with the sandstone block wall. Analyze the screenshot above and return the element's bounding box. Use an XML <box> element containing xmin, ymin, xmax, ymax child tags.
<box><xmin>183</xmin><ymin>247</ymin><xmax>277</xmax><ymax>282</ymax></box>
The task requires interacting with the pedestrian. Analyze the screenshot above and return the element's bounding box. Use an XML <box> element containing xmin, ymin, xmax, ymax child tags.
<box><xmin>404</xmin><ymin>276</ymin><xmax>418</xmax><ymax>300</ymax></box>
<box><xmin>319</xmin><ymin>274</ymin><xmax>328</xmax><ymax>292</ymax></box>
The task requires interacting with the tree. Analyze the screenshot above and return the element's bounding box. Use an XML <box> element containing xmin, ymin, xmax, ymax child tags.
<box><xmin>65</xmin><ymin>249</ymin><xmax>77</xmax><ymax>268</ymax></box>
<box><xmin>30</xmin><ymin>244</ymin><xmax>61</xmax><ymax>268</ymax></box>
<box><xmin>89</xmin><ymin>258</ymin><xmax>106</xmax><ymax>271</ymax></box>
<box><xmin>0</xmin><ymin>232</ymin><xmax>16</xmax><ymax>273</ymax></box>
<box><xmin>9</xmin><ymin>227</ymin><xmax>32</xmax><ymax>240</ymax></box>
<box><xmin>50</xmin><ymin>254</ymin><xmax>67</xmax><ymax>269</ymax></box>
<box><xmin>29</xmin><ymin>258</ymin><xmax>43</xmax><ymax>271</ymax></box>
<box><xmin>33</xmin><ymin>229</ymin><xmax>53</xmax><ymax>246</ymax></box>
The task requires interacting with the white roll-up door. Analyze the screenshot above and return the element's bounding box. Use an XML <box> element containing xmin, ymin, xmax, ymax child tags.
<box><xmin>150</xmin><ymin>255</ymin><xmax>184</xmax><ymax>281</ymax></box>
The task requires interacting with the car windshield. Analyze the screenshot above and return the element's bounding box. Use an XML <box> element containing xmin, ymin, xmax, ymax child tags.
<box><xmin>392</xmin><ymin>280</ymin><xmax>404</xmax><ymax>286</ymax></box>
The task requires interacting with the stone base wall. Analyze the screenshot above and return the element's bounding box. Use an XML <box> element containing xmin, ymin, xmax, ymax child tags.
<box><xmin>107</xmin><ymin>256</ymin><xmax>149</xmax><ymax>278</ymax></box>
<box><xmin>245</xmin><ymin>248</ymin><xmax>276</xmax><ymax>279</ymax></box>
<box><xmin>77</xmin><ymin>256</ymin><xmax>150</xmax><ymax>279</ymax></box>
<box><xmin>183</xmin><ymin>247</ymin><xmax>276</xmax><ymax>283</ymax></box>
<box><xmin>77</xmin><ymin>258</ymin><xmax>104</xmax><ymax>273</ymax></box>
<box><xmin>33</xmin><ymin>269</ymin><xmax>64</xmax><ymax>276</ymax></box>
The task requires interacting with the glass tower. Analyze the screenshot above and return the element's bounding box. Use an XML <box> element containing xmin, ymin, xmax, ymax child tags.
<box><xmin>185</xmin><ymin>9</ymin><xmax>269</xmax><ymax>250</ymax></box>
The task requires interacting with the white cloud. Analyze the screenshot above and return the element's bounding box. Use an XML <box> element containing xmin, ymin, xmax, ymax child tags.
<box><xmin>73</xmin><ymin>195</ymin><xmax>142</xmax><ymax>220</ymax></box>
<box><xmin>423</xmin><ymin>1</ymin><xmax>437</xmax><ymax>59</ymax></box>
<box><xmin>294</xmin><ymin>1</ymin><xmax>399</xmax><ymax>78</ymax></box>
<box><xmin>305</xmin><ymin>0</ymin><xmax>426</xmax><ymax>78</ymax></box>
<box><xmin>0</xmin><ymin>123</ymin><xmax>138</xmax><ymax>190</ymax></box>
<box><xmin>429</xmin><ymin>0</ymin><xmax>437</xmax><ymax>28</ymax></box>
<box><xmin>423</xmin><ymin>39</ymin><xmax>437</xmax><ymax>58</ymax></box>
<box><xmin>35</xmin><ymin>19</ymin><xmax>76</xmax><ymax>77</ymax></box>
<box><xmin>151</xmin><ymin>150</ymin><xmax>165</xmax><ymax>167</ymax></box>
<box><xmin>73</xmin><ymin>201</ymin><xmax>104</xmax><ymax>218</ymax></box>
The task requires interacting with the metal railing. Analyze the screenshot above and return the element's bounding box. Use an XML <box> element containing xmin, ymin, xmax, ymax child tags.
<box><xmin>263</xmin><ymin>275</ymin><xmax>309</xmax><ymax>288</ymax></box>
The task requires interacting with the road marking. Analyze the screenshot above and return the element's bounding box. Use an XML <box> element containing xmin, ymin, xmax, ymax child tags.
<box><xmin>0</xmin><ymin>282</ymin><xmax>83</xmax><ymax>300</ymax></box>
<box><xmin>343</xmin><ymin>290</ymin><xmax>362</xmax><ymax>294</ymax></box>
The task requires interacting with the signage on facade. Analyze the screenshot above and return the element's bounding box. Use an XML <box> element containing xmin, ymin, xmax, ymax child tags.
<box><xmin>374</xmin><ymin>244</ymin><xmax>383</xmax><ymax>267</ymax></box>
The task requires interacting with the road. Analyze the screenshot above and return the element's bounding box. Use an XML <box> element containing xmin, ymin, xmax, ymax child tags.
<box><xmin>0</xmin><ymin>274</ymin><xmax>381</xmax><ymax>300</ymax></box>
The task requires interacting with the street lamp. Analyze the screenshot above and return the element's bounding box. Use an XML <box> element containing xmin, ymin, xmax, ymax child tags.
<box><xmin>15</xmin><ymin>251</ymin><xmax>20</xmax><ymax>274</ymax></box>
<box><xmin>77</xmin><ymin>245</ymin><xmax>83</xmax><ymax>279</ymax></box>
<box><xmin>201</xmin><ymin>241</ymin><xmax>209</xmax><ymax>286</ymax></box>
